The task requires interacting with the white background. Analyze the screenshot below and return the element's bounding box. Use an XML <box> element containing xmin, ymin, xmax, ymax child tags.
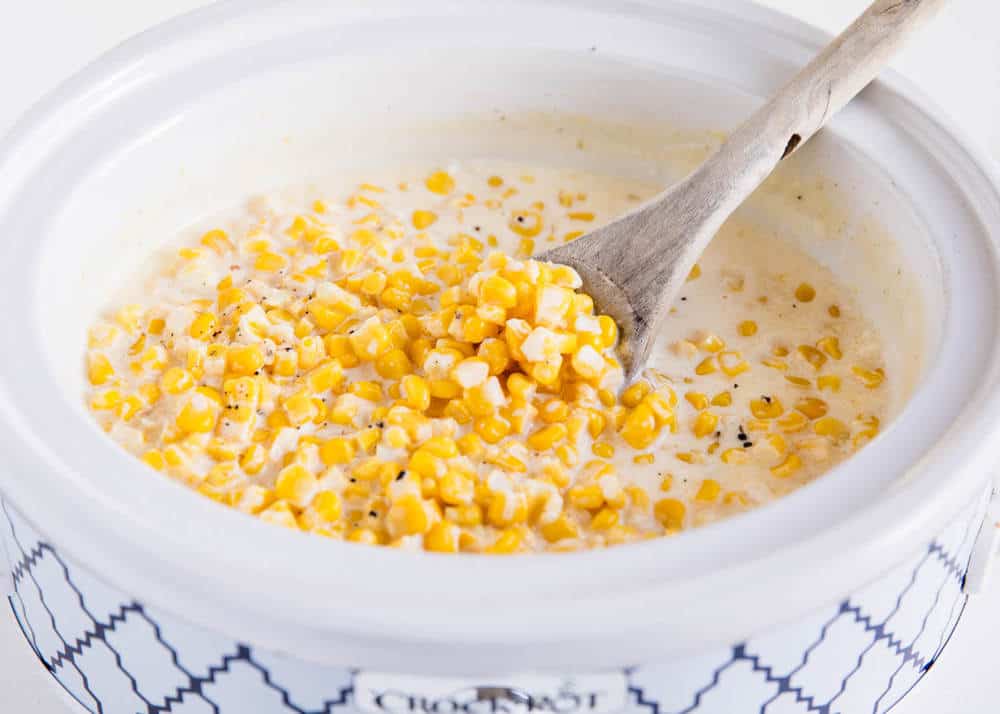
<box><xmin>1</xmin><ymin>1</ymin><xmax>999</xmax><ymax>712</ymax></box>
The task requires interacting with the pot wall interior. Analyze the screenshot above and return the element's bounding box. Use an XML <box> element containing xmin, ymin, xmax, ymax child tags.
<box><xmin>39</xmin><ymin>49</ymin><xmax>937</xmax><ymax>419</ymax></box>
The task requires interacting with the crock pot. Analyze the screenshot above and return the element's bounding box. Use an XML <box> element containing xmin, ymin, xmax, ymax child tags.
<box><xmin>2</xmin><ymin>1</ymin><xmax>1000</xmax><ymax>713</ymax></box>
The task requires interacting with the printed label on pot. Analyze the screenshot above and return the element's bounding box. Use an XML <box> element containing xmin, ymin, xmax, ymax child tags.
<box><xmin>353</xmin><ymin>671</ymin><xmax>628</xmax><ymax>714</ymax></box>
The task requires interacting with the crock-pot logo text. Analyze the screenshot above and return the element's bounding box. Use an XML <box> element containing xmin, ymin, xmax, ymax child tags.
<box><xmin>358</xmin><ymin>680</ymin><xmax>623</xmax><ymax>714</ymax></box>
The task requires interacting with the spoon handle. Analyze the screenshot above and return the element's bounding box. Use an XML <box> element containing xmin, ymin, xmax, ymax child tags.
<box><xmin>538</xmin><ymin>0</ymin><xmax>949</xmax><ymax>377</ymax></box>
<box><xmin>654</xmin><ymin>0</ymin><xmax>950</xmax><ymax>260</ymax></box>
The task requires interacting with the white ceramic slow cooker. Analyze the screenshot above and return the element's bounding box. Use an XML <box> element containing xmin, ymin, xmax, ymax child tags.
<box><xmin>2</xmin><ymin>1</ymin><xmax>1000</xmax><ymax>713</ymax></box>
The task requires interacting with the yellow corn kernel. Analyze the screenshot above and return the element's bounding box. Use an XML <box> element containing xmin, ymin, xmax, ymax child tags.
<box><xmin>237</xmin><ymin>444</ymin><xmax>266</xmax><ymax>475</ymax></box>
<box><xmin>527</xmin><ymin>423</ymin><xmax>567</xmax><ymax>451</ymax></box>
<box><xmin>541</xmin><ymin>515</ymin><xmax>580</xmax><ymax>543</ymax></box>
<box><xmin>762</xmin><ymin>358</ymin><xmax>788</xmax><ymax>371</ymax></box>
<box><xmin>374</xmin><ymin>348</ymin><xmax>412</xmax><ymax>380</ymax></box>
<box><xmin>479</xmin><ymin>274</ymin><xmax>518</xmax><ymax>309</ymax></box>
<box><xmin>254</xmin><ymin>252</ymin><xmax>288</xmax><ymax>272</ymax></box>
<box><xmin>176</xmin><ymin>397</ymin><xmax>217</xmax><ymax>434</ymax></box>
<box><xmin>509</xmin><ymin>210</ymin><xmax>543</xmax><ymax>239</ymax></box>
<box><xmin>632</xmin><ymin>453</ymin><xmax>655</xmax><ymax>465</ymax></box>
<box><xmin>360</xmin><ymin>271</ymin><xmax>388</xmax><ymax>296</ymax></box>
<box><xmin>692</xmin><ymin>411</ymin><xmax>719</xmax><ymax>438</ymax></box>
<box><xmin>718</xmin><ymin>351</ymin><xmax>750</xmax><ymax>376</ymax></box>
<box><xmin>87</xmin><ymin>353</ymin><xmax>115</xmax><ymax>386</ymax></box>
<box><xmin>619</xmin><ymin>403</ymin><xmax>659</xmax><ymax>449</ymax></box>
<box><xmin>568</xmin><ymin>484</ymin><xmax>604</xmax><ymax>510</ymax></box>
<box><xmin>319</xmin><ymin>437</ymin><xmax>355</xmax><ymax>466</ymax></box>
<box><xmin>387</xmin><ymin>494</ymin><xmax>432</xmax><ymax>536</ymax></box>
<box><xmin>348</xmin><ymin>381</ymin><xmax>383</xmax><ymax>402</ymax></box>
<box><xmin>470</xmin><ymin>341</ymin><xmax>507</xmax><ymax>378</ymax></box>
<box><xmin>621</xmin><ymin>381</ymin><xmax>652</xmax><ymax>408</ymax></box>
<box><xmin>141</xmin><ymin>450</ymin><xmax>166</xmax><ymax>471</ymax></box>
<box><xmin>118</xmin><ymin>395</ymin><xmax>145</xmax><ymax>421</ymax></box>
<box><xmin>304</xmin><ymin>361</ymin><xmax>342</xmax><ymax>394</ymax></box>
<box><xmin>591</xmin><ymin>441</ymin><xmax>615</xmax><ymax>459</ymax></box>
<box><xmin>694</xmin><ymin>356</ymin><xmax>717</xmax><ymax>375</ymax></box>
<box><xmin>425</xmin><ymin>170</ymin><xmax>455</xmax><ymax>195</ymax></box>
<box><xmin>738</xmin><ymin>320</ymin><xmax>758</xmax><ymax>337</ymax></box>
<box><xmin>798</xmin><ymin>345</ymin><xmax>827</xmax><ymax>370</ymax></box>
<box><xmin>474</xmin><ymin>415</ymin><xmax>511</xmax><ymax>444</ymax></box>
<box><xmin>411</xmin><ymin>209</ymin><xmax>438</xmax><ymax>230</ymax></box>
<box><xmin>721</xmin><ymin>447</ymin><xmax>750</xmax><ymax>464</ymax></box>
<box><xmin>408</xmin><ymin>448</ymin><xmax>444</xmax><ymax>479</ymax></box>
<box><xmin>794</xmin><ymin>283</ymin><xmax>816</xmax><ymax>302</ymax></box>
<box><xmin>347</xmin><ymin>528</ymin><xmax>379</xmax><ymax>545</ymax></box>
<box><xmin>400</xmin><ymin>374</ymin><xmax>431</xmax><ymax>411</ymax></box>
<box><xmin>189</xmin><ymin>312</ymin><xmax>218</xmax><ymax>340</ymax></box>
<box><xmin>785</xmin><ymin>375</ymin><xmax>811</xmax><ymax>389</ymax></box>
<box><xmin>438</xmin><ymin>470</ymin><xmax>474</xmax><ymax>505</ymax></box>
<box><xmin>771</xmin><ymin>453</ymin><xmax>803</xmax><ymax>478</ymax></box>
<box><xmin>424</xmin><ymin>522</ymin><xmax>459</xmax><ymax>553</ymax></box>
<box><xmin>816</xmin><ymin>336</ymin><xmax>842</xmax><ymax>360</ymax></box>
<box><xmin>795</xmin><ymin>397</ymin><xmax>828</xmax><ymax>420</ymax></box>
<box><xmin>711</xmin><ymin>391</ymin><xmax>732</xmax><ymax>407</ymax></box>
<box><xmin>486</xmin><ymin>528</ymin><xmax>523</xmax><ymax>555</ymax></box>
<box><xmin>138</xmin><ymin>382</ymin><xmax>161</xmax><ymax>405</ymax></box>
<box><xmin>749</xmin><ymin>396</ymin><xmax>783</xmax><ymax>419</ymax></box>
<box><xmin>777</xmin><ymin>411</ymin><xmax>809</xmax><ymax>433</ymax></box>
<box><xmin>654</xmin><ymin>498</ymin><xmax>686</xmax><ymax>531</ymax></box>
<box><xmin>697</xmin><ymin>332</ymin><xmax>726</xmax><ymax>353</ymax></box>
<box><xmin>274</xmin><ymin>464</ymin><xmax>317</xmax><ymax>508</ymax></box>
<box><xmin>765</xmin><ymin>433</ymin><xmax>788</xmax><ymax>456</ymax></box>
<box><xmin>685</xmin><ymin>392</ymin><xmax>709</xmax><ymax>410</ymax></box>
<box><xmin>457</xmin><ymin>432</ymin><xmax>483</xmax><ymax>458</ymax></box>
<box><xmin>355</xmin><ymin>427</ymin><xmax>381</xmax><ymax>454</ymax></box>
<box><xmin>226</xmin><ymin>344</ymin><xmax>265</xmax><ymax>376</ymax></box>
<box><xmin>429</xmin><ymin>379</ymin><xmax>462</xmax><ymax>400</ymax></box>
<box><xmin>312</xmin><ymin>490</ymin><xmax>342</xmax><ymax>523</ymax></box>
<box><xmin>814</xmin><ymin>416</ymin><xmax>850</xmax><ymax>440</ymax></box>
<box><xmin>695</xmin><ymin>479</ymin><xmax>721</xmax><ymax>502</ymax></box>
<box><xmin>852</xmin><ymin>366</ymin><xmax>885</xmax><ymax>389</ymax></box>
<box><xmin>817</xmin><ymin>375</ymin><xmax>841</xmax><ymax>392</ymax></box>
<box><xmin>590</xmin><ymin>508</ymin><xmax>619</xmax><ymax>531</ymax></box>
<box><xmin>686</xmin><ymin>263</ymin><xmax>702</xmax><ymax>281</ymax></box>
<box><xmin>160</xmin><ymin>367</ymin><xmax>195</xmax><ymax>395</ymax></box>
<box><xmin>200</xmin><ymin>228</ymin><xmax>233</xmax><ymax>254</ymax></box>
<box><xmin>596</xmin><ymin>315</ymin><xmax>618</xmax><ymax>348</ymax></box>
<box><xmin>422</xmin><ymin>436</ymin><xmax>459</xmax><ymax>459</ymax></box>
<box><xmin>349</xmin><ymin>320</ymin><xmax>391</xmax><ymax>361</ymax></box>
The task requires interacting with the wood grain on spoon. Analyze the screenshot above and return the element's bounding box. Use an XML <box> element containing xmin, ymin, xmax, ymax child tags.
<box><xmin>537</xmin><ymin>0</ymin><xmax>947</xmax><ymax>380</ymax></box>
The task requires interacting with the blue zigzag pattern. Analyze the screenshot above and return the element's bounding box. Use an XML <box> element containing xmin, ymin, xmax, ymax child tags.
<box><xmin>627</xmin><ymin>512</ymin><xmax>980</xmax><ymax>714</ymax></box>
<box><xmin>1</xmin><ymin>492</ymin><xmax>985</xmax><ymax>714</ymax></box>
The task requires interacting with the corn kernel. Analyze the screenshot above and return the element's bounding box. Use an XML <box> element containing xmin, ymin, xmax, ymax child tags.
<box><xmin>654</xmin><ymin>498</ymin><xmax>686</xmax><ymax>531</ymax></box>
<box><xmin>771</xmin><ymin>453</ymin><xmax>803</xmax><ymax>478</ymax></box>
<box><xmin>425</xmin><ymin>170</ymin><xmax>455</xmax><ymax>195</ymax></box>
<box><xmin>695</xmin><ymin>479</ymin><xmax>721</xmax><ymax>502</ymax></box>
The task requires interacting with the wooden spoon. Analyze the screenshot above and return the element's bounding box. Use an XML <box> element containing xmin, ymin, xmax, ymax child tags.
<box><xmin>538</xmin><ymin>0</ymin><xmax>947</xmax><ymax>380</ymax></box>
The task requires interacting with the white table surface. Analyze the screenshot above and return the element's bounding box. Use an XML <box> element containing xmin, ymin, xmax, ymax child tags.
<box><xmin>2</xmin><ymin>1</ymin><xmax>999</xmax><ymax>712</ymax></box>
